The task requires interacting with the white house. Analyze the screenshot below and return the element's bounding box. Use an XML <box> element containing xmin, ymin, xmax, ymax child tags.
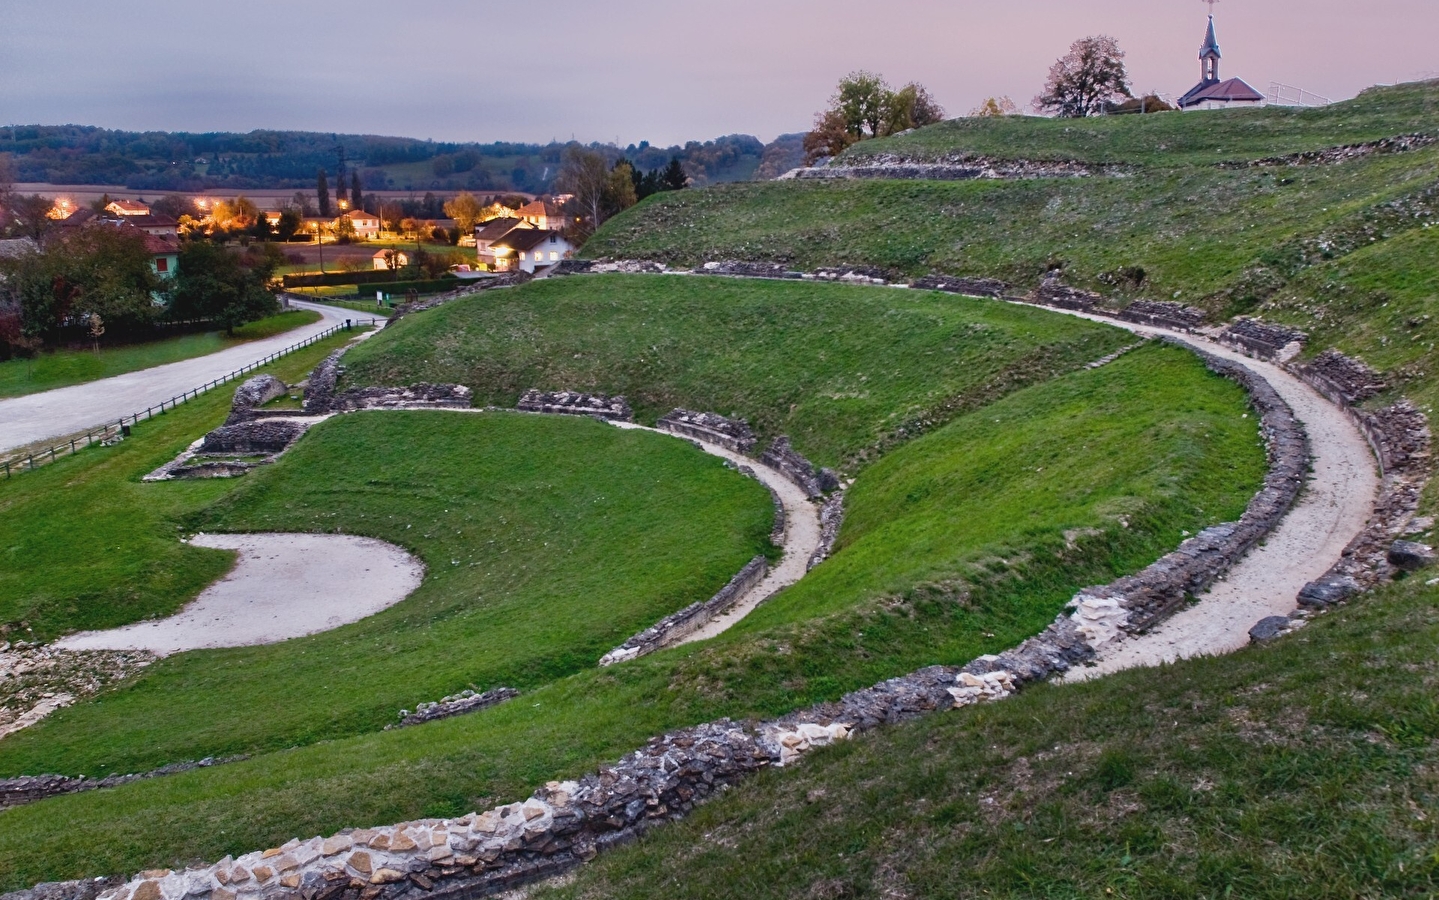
<box><xmin>337</xmin><ymin>210</ymin><xmax>382</xmax><ymax>239</ymax></box>
<box><xmin>372</xmin><ymin>249</ymin><xmax>411</xmax><ymax>270</ymax></box>
<box><xmin>491</xmin><ymin>229</ymin><xmax>574</xmax><ymax>274</ymax></box>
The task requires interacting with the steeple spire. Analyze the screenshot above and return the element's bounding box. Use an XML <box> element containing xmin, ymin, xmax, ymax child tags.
<box><xmin>1199</xmin><ymin>16</ymin><xmax>1222</xmax><ymax>83</ymax></box>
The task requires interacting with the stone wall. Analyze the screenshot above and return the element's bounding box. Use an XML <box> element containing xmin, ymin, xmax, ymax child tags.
<box><xmin>1292</xmin><ymin>348</ymin><xmax>1387</xmax><ymax>406</ymax></box>
<box><xmin>910</xmin><ymin>274</ymin><xmax>1010</xmax><ymax>298</ymax></box>
<box><xmin>225</xmin><ymin>375</ymin><xmax>288</xmax><ymax>425</ymax></box>
<box><xmin>655</xmin><ymin>409</ymin><xmax>757</xmax><ymax>455</ymax></box>
<box><xmin>1117</xmin><ymin>299</ymin><xmax>1207</xmax><ymax>331</ymax></box>
<box><xmin>517</xmin><ymin>391</ymin><xmax>634</xmax><ymax>422</ymax></box>
<box><xmin>598</xmin><ymin>556</ymin><xmax>769</xmax><ymax>666</ymax></box>
<box><xmin>787</xmin><ymin>155</ymin><xmax>1104</xmax><ymax>182</ymax></box>
<box><xmin>303</xmin><ymin>351</ymin><xmax>347</xmax><ymax>414</ymax></box>
<box><xmin>1224</xmin><ymin>133</ymin><xmax>1436</xmax><ymax>169</ymax></box>
<box><xmin>393</xmin><ymin>688</ymin><xmax>519</xmax><ymax>729</ymax></box>
<box><xmin>386</xmin><ymin>275</ymin><xmax>526</xmax><ymax>324</ymax></box>
<box><xmin>693</xmin><ymin>261</ymin><xmax>803</xmax><ymax>280</ymax></box>
<box><xmin>201</xmin><ymin>420</ymin><xmax>310</xmax><ymax>455</ymax></box>
<box><xmin>330</xmin><ymin>384</ymin><xmax>472</xmax><ymax>413</ymax></box>
<box><xmin>807</xmin><ymin>493</ymin><xmax>846</xmax><ymax>570</ymax></box>
<box><xmin>759</xmin><ymin>436</ymin><xmax>840</xmax><ymax>499</ymax></box>
<box><xmin>0</xmin><ymin>757</ymin><xmax>242</xmax><ymax>812</ymax></box>
<box><xmin>1216</xmin><ymin>318</ymin><xmax>1307</xmax><ymax>361</ymax></box>
<box><xmin>1029</xmin><ymin>275</ymin><xmax>1105</xmax><ymax>313</ymax></box>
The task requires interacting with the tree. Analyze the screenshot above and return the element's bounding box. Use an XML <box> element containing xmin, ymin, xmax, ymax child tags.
<box><xmin>150</xmin><ymin>194</ymin><xmax>200</xmax><ymax>220</ymax></box>
<box><xmin>1033</xmin><ymin>35</ymin><xmax>1132</xmax><ymax>118</ymax></box>
<box><xmin>350</xmin><ymin>171</ymin><xmax>363</xmax><ymax>210</ymax></box>
<box><xmin>0</xmin><ymin>226</ymin><xmax>161</xmax><ymax>341</ymax></box>
<box><xmin>661</xmin><ymin>158</ymin><xmax>687</xmax><ymax>191</ymax></box>
<box><xmin>803</xmin><ymin>109</ymin><xmax>858</xmax><ymax>164</ymax></box>
<box><xmin>379</xmin><ymin>202</ymin><xmax>404</xmax><ymax>234</ymax></box>
<box><xmin>291</xmin><ymin>191</ymin><xmax>317</xmax><ymax>216</ymax></box>
<box><xmin>886</xmin><ymin>83</ymin><xmax>947</xmax><ymax>133</ymax></box>
<box><xmin>557</xmin><ymin>147</ymin><xmax>612</xmax><ymax>239</ymax></box>
<box><xmin>169</xmin><ymin>240</ymin><xmax>279</xmax><ymax>334</ymax></box>
<box><xmin>276</xmin><ymin>209</ymin><xmax>302</xmax><ymax>242</ymax></box>
<box><xmin>834</xmin><ymin>71</ymin><xmax>892</xmax><ymax>139</ymax></box>
<box><xmin>605</xmin><ymin>160</ymin><xmax>638</xmax><ymax>219</ymax></box>
<box><xmin>5</xmin><ymin>194</ymin><xmax>57</xmax><ymax>240</ymax></box>
<box><xmin>443</xmin><ymin>192</ymin><xmax>486</xmax><ymax>234</ymax></box>
<box><xmin>969</xmin><ymin>96</ymin><xmax>1019</xmax><ymax>117</ymax></box>
<box><xmin>250</xmin><ymin>211</ymin><xmax>274</xmax><ymax>241</ymax></box>
<box><xmin>316</xmin><ymin>168</ymin><xmax>331</xmax><ymax>217</ymax></box>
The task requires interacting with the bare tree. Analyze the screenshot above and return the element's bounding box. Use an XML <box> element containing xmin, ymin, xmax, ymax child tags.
<box><xmin>557</xmin><ymin>147</ymin><xmax>612</xmax><ymax>240</ymax></box>
<box><xmin>969</xmin><ymin>96</ymin><xmax>1019</xmax><ymax>117</ymax></box>
<box><xmin>1033</xmin><ymin>35</ymin><xmax>1132</xmax><ymax>118</ymax></box>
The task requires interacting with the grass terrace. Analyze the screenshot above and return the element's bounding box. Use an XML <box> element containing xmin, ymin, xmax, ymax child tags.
<box><xmin>0</xmin><ymin>333</ymin><xmax>1266</xmax><ymax>889</ymax></box>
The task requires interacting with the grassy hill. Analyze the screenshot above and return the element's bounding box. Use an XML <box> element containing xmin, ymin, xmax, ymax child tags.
<box><xmin>0</xmin><ymin>295</ymin><xmax>1263</xmax><ymax>888</ymax></box>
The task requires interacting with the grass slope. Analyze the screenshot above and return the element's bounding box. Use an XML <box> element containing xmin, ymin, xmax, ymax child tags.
<box><xmin>0</xmin><ymin>411</ymin><xmax>774</xmax><ymax>777</ymax></box>
<box><xmin>0</xmin><ymin>343</ymin><xmax>1265</xmax><ymax>889</ymax></box>
<box><xmin>842</xmin><ymin>79</ymin><xmax>1439</xmax><ymax>168</ymax></box>
<box><xmin>537</xmin><ymin>577</ymin><xmax>1439</xmax><ymax>900</ymax></box>
<box><xmin>337</xmin><ymin>275</ymin><xmax>1133</xmax><ymax>469</ymax></box>
<box><xmin>0</xmin><ymin>310</ymin><xmax>321</xmax><ymax>399</ymax></box>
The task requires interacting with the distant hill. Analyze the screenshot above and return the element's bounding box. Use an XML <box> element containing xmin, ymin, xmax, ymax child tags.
<box><xmin>0</xmin><ymin>125</ymin><xmax>806</xmax><ymax>194</ymax></box>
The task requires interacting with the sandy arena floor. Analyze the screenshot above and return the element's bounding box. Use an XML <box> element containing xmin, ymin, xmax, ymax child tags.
<box><xmin>55</xmin><ymin>533</ymin><xmax>425</xmax><ymax>656</ymax></box>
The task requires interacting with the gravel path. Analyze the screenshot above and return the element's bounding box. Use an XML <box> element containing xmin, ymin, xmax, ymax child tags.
<box><xmin>1025</xmin><ymin>313</ymin><xmax>1381</xmax><ymax>678</ymax></box>
<box><xmin>0</xmin><ymin>300</ymin><xmax>368</xmax><ymax>455</ymax></box>
<box><xmin>54</xmin><ymin>533</ymin><xmax>425</xmax><ymax>656</ymax></box>
<box><xmin>609</xmin><ymin>421</ymin><xmax>823</xmax><ymax>644</ymax></box>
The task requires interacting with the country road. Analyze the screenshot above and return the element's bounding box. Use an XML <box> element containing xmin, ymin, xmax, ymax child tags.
<box><xmin>0</xmin><ymin>300</ymin><xmax>373</xmax><ymax>455</ymax></box>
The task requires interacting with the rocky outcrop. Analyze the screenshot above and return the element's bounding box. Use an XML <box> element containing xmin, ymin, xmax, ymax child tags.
<box><xmin>225</xmin><ymin>375</ymin><xmax>288</xmax><ymax>425</ymax></box>
<box><xmin>1118</xmin><ymin>299</ymin><xmax>1207</xmax><ymax>331</ymax></box>
<box><xmin>655</xmin><ymin>410</ymin><xmax>757</xmax><ymax>454</ymax></box>
<box><xmin>693</xmin><ymin>261</ymin><xmax>804</xmax><ymax>280</ymax></box>
<box><xmin>909</xmin><ymin>274</ymin><xmax>1011</xmax><ymax>297</ymax></box>
<box><xmin>200</xmin><ymin>420</ymin><xmax>310</xmax><ymax>455</ymax></box>
<box><xmin>516</xmin><ymin>391</ymin><xmax>634</xmax><ymax>421</ymax></box>
<box><xmin>330</xmin><ymin>384</ymin><xmax>472</xmax><ymax>412</ymax></box>
<box><xmin>599</xmin><ymin>557</ymin><xmax>769</xmax><ymax>666</ymax></box>
<box><xmin>1217</xmin><ymin>318</ymin><xmax>1307</xmax><ymax>361</ymax></box>
<box><xmin>760</xmin><ymin>436</ymin><xmax>839</xmax><ymax>499</ymax></box>
<box><xmin>392</xmin><ymin>688</ymin><xmax>519</xmax><ymax>729</ymax></box>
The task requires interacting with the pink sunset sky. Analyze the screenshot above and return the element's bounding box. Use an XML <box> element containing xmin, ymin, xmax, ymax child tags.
<box><xmin>1</xmin><ymin>0</ymin><xmax>1435</xmax><ymax>144</ymax></box>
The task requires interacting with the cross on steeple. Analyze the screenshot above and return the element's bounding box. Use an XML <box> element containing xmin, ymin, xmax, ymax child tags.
<box><xmin>1199</xmin><ymin>14</ymin><xmax>1222</xmax><ymax>83</ymax></box>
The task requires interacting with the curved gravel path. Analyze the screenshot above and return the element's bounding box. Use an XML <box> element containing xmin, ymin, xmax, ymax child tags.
<box><xmin>610</xmin><ymin>421</ymin><xmax>822</xmax><ymax>645</ymax></box>
<box><xmin>54</xmin><ymin>533</ymin><xmax>425</xmax><ymax>656</ymax></box>
<box><xmin>1016</xmin><ymin>311</ymin><xmax>1381</xmax><ymax>678</ymax></box>
<box><xmin>0</xmin><ymin>300</ymin><xmax>366</xmax><ymax>455</ymax></box>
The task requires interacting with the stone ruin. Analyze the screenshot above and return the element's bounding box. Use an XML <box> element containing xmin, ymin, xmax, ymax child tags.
<box><xmin>910</xmin><ymin>274</ymin><xmax>1011</xmax><ymax>298</ymax></box>
<box><xmin>655</xmin><ymin>409</ymin><xmax>756</xmax><ymax>454</ymax></box>
<box><xmin>225</xmin><ymin>375</ymin><xmax>288</xmax><ymax>424</ymax></box>
<box><xmin>1294</xmin><ymin>348</ymin><xmax>1387</xmax><ymax>406</ymax></box>
<box><xmin>516</xmin><ymin>390</ymin><xmax>634</xmax><ymax>421</ymax></box>
<box><xmin>1029</xmin><ymin>275</ymin><xmax>1105</xmax><ymax>312</ymax></box>
<box><xmin>598</xmin><ymin>556</ymin><xmax>769</xmax><ymax>666</ymax></box>
<box><xmin>329</xmin><ymin>384</ymin><xmax>472</xmax><ymax>413</ymax></box>
<box><xmin>693</xmin><ymin>261</ymin><xmax>804</xmax><ymax>280</ymax></box>
<box><xmin>760</xmin><ymin>436</ymin><xmax>841</xmax><ymax>499</ymax></box>
<box><xmin>392</xmin><ymin>688</ymin><xmax>519</xmax><ymax>729</ymax></box>
<box><xmin>1117</xmin><ymin>299</ymin><xmax>1207</xmax><ymax>331</ymax></box>
<box><xmin>1217</xmin><ymin>317</ymin><xmax>1307</xmax><ymax>361</ymax></box>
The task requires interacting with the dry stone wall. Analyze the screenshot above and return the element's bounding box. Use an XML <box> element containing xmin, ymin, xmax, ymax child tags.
<box><xmin>201</xmin><ymin>420</ymin><xmax>310</xmax><ymax>455</ymax></box>
<box><xmin>516</xmin><ymin>391</ymin><xmax>633</xmax><ymax>421</ymax></box>
<box><xmin>655</xmin><ymin>409</ymin><xmax>757</xmax><ymax>454</ymax></box>
<box><xmin>392</xmin><ymin>688</ymin><xmax>519</xmax><ymax>729</ymax></box>
<box><xmin>225</xmin><ymin>376</ymin><xmax>288</xmax><ymax>425</ymax></box>
<box><xmin>329</xmin><ymin>385</ymin><xmax>472</xmax><ymax>413</ymax></box>
<box><xmin>598</xmin><ymin>556</ymin><xmax>769</xmax><ymax>666</ymax></box>
<box><xmin>760</xmin><ymin>436</ymin><xmax>840</xmax><ymax>499</ymax></box>
<box><xmin>1217</xmin><ymin>318</ymin><xmax>1307</xmax><ymax>360</ymax></box>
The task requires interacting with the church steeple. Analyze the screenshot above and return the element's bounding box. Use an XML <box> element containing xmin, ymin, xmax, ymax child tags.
<box><xmin>1200</xmin><ymin>16</ymin><xmax>1222</xmax><ymax>83</ymax></box>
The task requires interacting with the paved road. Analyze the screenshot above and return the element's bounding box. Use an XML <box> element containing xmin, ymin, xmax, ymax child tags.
<box><xmin>0</xmin><ymin>300</ymin><xmax>372</xmax><ymax>455</ymax></box>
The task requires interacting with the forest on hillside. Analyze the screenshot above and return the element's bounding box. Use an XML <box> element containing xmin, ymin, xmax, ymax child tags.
<box><xmin>0</xmin><ymin>125</ymin><xmax>806</xmax><ymax>194</ymax></box>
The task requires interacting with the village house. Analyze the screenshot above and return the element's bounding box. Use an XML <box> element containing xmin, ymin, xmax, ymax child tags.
<box><xmin>105</xmin><ymin>199</ymin><xmax>152</xmax><ymax>217</ymax></box>
<box><xmin>138</xmin><ymin>229</ymin><xmax>180</xmax><ymax>281</ymax></box>
<box><xmin>122</xmin><ymin>213</ymin><xmax>179</xmax><ymax>237</ymax></box>
<box><xmin>1178</xmin><ymin>17</ymin><xmax>1265</xmax><ymax>110</ymax></box>
<box><xmin>372</xmin><ymin>249</ymin><xmax>411</xmax><ymax>270</ymax></box>
<box><xmin>336</xmin><ymin>209</ymin><xmax>381</xmax><ymax>239</ymax></box>
<box><xmin>491</xmin><ymin>229</ymin><xmax>574</xmax><ymax>274</ymax></box>
<box><xmin>516</xmin><ymin>199</ymin><xmax>570</xmax><ymax>231</ymax></box>
<box><xmin>474</xmin><ymin>217</ymin><xmax>535</xmax><ymax>269</ymax></box>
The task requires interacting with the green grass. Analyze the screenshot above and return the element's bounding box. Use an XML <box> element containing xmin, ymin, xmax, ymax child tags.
<box><xmin>338</xmin><ymin>275</ymin><xmax>1134</xmax><ymax>469</ymax></box>
<box><xmin>0</xmin><ymin>310</ymin><xmax>321</xmax><ymax>399</ymax></box>
<box><xmin>535</xmin><ymin>576</ymin><xmax>1439</xmax><ymax>900</ymax></box>
<box><xmin>841</xmin><ymin>79</ymin><xmax>1439</xmax><ymax>168</ymax></box>
<box><xmin>0</xmin><ymin>343</ymin><xmax>1265</xmax><ymax>889</ymax></box>
<box><xmin>0</xmin><ymin>411</ymin><xmax>773</xmax><ymax>777</ymax></box>
<box><xmin>0</xmin><ymin>328</ymin><xmax>355</xmax><ymax>643</ymax></box>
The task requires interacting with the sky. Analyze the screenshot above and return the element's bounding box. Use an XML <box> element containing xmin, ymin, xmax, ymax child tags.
<box><xmin>1</xmin><ymin>0</ymin><xmax>1435</xmax><ymax>147</ymax></box>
